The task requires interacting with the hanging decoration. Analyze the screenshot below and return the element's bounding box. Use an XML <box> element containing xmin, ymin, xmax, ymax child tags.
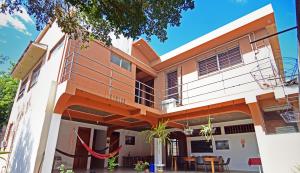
<box><xmin>183</xmin><ymin>120</ymin><xmax>193</xmax><ymax>136</ymax></box>
<box><xmin>241</xmin><ymin>138</ymin><xmax>245</xmax><ymax>148</ymax></box>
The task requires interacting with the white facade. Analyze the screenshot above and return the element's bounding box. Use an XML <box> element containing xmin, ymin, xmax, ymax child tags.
<box><xmin>2</xmin><ymin>4</ymin><xmax>300</xmax><ymax>173</ymax></box>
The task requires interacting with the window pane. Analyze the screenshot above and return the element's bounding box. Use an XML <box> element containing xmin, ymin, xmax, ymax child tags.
<box><xmin>18</xmin><ymin>78</ymin><xmax>28</xmax><ymax>99</ymax></box>
<box><xmin>218</xmin><ymin>47</ymin><xmax>242</xmax><ymax>69</ymax></box>
<box><xmin>198</xmin><ymin>56</ymin><xmax>218</xmax><ymax>76</ymax></box>
<box><xmin>167</xmin><ymin>71</ymin><xmax>178</xmax><ymax>100</ymax></box>
<box><xmin>30</xmin><ymin>63</ymin><xmax>42</xmax><ymax>88</ymax></box>
<box><xmin>121</xmin><ymin>59</ymin><xmax>131</xmax><ymax>71</ymax></box>
<box><xmin>111</xmin><ymin>55</ymin><xmax>121</xmax><ymax>66</ymax></box>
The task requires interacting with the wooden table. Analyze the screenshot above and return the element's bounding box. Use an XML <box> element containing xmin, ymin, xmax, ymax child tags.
<box><xmin>184</xmin><ymin>157</ymin><xmax>196</xmax><ymax>171</ymax></box>
<box><xmin>203</xmin><ymin>157</ymin><xmax>217</xmax><ymax>173</ymax></box>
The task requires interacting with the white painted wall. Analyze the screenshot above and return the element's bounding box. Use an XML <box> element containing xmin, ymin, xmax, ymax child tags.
<box><xmin>186</xmin><ymin>119</ymin><xmax>260</xmax><ymax>172</ymax></box>
<box><xmin>55</xmin><ymin>119</ymin><xmax>107</xmax><ymax>169</ymax></box>
<box><xmin>5</xmin><ymin>22</ymin><xmax>65</xmax><ymax>173</ymax></box>
<box><xmin>117</xmin><ymin>129</ymin><xmax>152</xmax><ymax>166</ymax></box>
<box><xmin>255</xmin><ymin>125</ymin><xmax>300</xmax><ymax>173</ymax></box>
<box><xmin>163</xmin><ymin>29</ymin><xmax>297</xmax><ymax>113</ymax></box>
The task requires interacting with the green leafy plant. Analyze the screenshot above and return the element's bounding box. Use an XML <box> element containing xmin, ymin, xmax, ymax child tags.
<box><xmin>143</xmin><ymin>120</ymin><xmax>170</xmax><ymax>145</ymax></box>
<box><xmin>200</xmin><ymin>116</ymin><xmax>214</xmax><ymax>141</ymax></box>
<box><xmin>107</xmin><ymin>156</ymin><xmax>119</xmax><ymax>172</ymax></box>
<box><xmin>58</xmin><ymin>164</ymin><xmax>74</xmax><ymax>173</ymax></box>
<box><xmin>134</xmin><ymin>161</ymin><xmax>149</xmax><ymax>172</ymax></box>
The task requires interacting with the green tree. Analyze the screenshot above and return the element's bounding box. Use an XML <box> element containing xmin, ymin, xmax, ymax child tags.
<box><xmin>0</xmin><ymin>61</ymin><xmax>19</xmax><ymax>125</ymax></box>
<box><xmin>1</xmin><ymin>0</ymin><xmax>194</xmax><ymax>45</ymax></box>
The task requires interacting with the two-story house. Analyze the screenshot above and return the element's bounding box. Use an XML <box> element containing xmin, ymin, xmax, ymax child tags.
<box><xmin>2</xmin><ymin>4</ymin><xmax>300</xmax><ymax>173</ymax></box>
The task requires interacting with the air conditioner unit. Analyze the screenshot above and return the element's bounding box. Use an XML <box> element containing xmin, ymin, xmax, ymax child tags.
<box><xmin>161</xmin><ymin>98</ymin><xmax>177</xmax><ymax>112</ymax></box>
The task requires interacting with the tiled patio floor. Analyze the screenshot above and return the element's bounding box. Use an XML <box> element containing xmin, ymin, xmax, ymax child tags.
<box><xmin>69</xmin><ymin>168</ymin><xmax>258</xmax><ymax>173</ymax></box>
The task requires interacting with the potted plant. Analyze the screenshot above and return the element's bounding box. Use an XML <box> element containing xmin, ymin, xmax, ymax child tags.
<box><xmin>143</xmin><ymin>120</ymin><xmax>170</xmax><ymax>144</ymax></box>
<box><xmin>143</xmin><ymin>120</ymin><xmax>170</xmax><ymax>173</ymax></box>
<box><xmin>134</xmin><ymin>161</ymin><xmax>150</xmax><ymax>173</ymax></box>
<box><xmin>107</xmin><ymin>156</ymin><xmax>119</xmax><ymax>172</ymax></box>
<box><xmin>58</xmin><ymin>164</ymin><xmax>74</xmax><ymax>173</ymax></box>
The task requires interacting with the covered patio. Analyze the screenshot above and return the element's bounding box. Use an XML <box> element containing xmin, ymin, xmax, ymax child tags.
<box><xmin>51</xmin><ymin>108</ymin><xmax>263</xmax><ymax>173</ymax></box>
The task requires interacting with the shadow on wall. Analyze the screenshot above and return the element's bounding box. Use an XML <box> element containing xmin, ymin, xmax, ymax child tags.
<box><xmin>10</xmin><ymin>117</ymin><xmax>34</xmax><ymax>173</ymax></box>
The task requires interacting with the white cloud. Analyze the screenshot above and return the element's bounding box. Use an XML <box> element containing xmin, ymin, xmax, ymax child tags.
<box><xmin>15</xmin><ymin>7</ymin><xmax>34</xmax><ymax>24</ymax></box>
<box><xmin>0</xmin><ymin>7</ymin><xmax>33</xmax><ymax>36</ymax></box>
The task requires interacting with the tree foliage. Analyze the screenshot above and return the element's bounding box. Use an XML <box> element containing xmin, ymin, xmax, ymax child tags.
<box><xmin>0</xmin><ymin>61</ymin><xmax>19</xmax><ymax>125</ymax></box>
<box><xmin>1</xmin><ymin>0</ymin><xmax>195</xmax><ymax>45</ymax></box>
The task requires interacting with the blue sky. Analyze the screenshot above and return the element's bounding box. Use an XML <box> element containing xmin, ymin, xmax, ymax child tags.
<box><xmin>0</xmin><ymin>0</ymin><xmax>297</xmax><ymax>72</ymax></box>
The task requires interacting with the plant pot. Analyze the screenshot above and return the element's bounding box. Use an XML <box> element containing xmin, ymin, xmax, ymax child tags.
<box><xmin>144</xmin><ymin>169</ymin><xmax>149</xmax><ymax>173</ymax></box>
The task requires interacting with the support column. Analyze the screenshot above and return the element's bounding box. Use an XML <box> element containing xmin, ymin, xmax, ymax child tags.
<box><xmin>87</xmin><ymin>129</ymin><xmax>94</xmax><ymax>170</ymax></box>
<box><xmin>40</xmin><ymin>114</ymin><xmax>62</xmax><ymax>173</ymax></box>
<box><xmin>154</xmin><ymin>138</ymin><xmax>164</xmax><ymax>171</ymax></box>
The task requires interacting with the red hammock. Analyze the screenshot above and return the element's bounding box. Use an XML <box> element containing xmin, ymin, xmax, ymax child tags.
<box><xmin>75</xmin><ymin>130</ymin><xmax>122</xmax><ymax>159</ymax></box>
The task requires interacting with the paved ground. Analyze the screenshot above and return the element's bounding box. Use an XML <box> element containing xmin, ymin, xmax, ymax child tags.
<box><xmin>68</xmin><ymin>168</ymin><xmax>258</xmax><ymax>173</ymax></box>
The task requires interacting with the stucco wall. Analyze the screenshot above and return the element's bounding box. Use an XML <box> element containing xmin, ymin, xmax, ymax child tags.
<box><xmin>117</xmin><ymin>129</ymin><xmax>152</xmax><ymax>167</ymax></box>
<box><xmin>255</xmin><ymin>126</ymin><xmax>300</xmax><ymax>173</ymax></box>
<box><xmin>186</xmin><ymin>119</ymin><xmax>260</xmax><ymax>172</ymax></box>
<box><xmin>5</xmin><ymin>22</ymin><xmax>65</xmax><ymax>173</ymax></box>
<box><xmin>158</xmin><ymin>28</ymin><xmax>281</xmax><ymax>113</ymax></box>
<box><xmin>55</xmin><ymin>119</ymin><xmax>107</xmax><ymax>169</ymax></box>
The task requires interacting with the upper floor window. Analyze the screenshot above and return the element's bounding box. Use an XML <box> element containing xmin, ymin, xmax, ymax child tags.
<box><xmin>18</xmin><ymin>77</ymin><xmax>28</xmax><ymax>99</ymax></box>
<box><xmin>218</xmin><ymin>47</ymin><xmax>242</xmax><ymax>69</ymax></box>
<box><xmin>198</xmin><ymin>46</ymin><xmax>242</xmax><ymax>76</ymax></box>
<box><xmin>111</xmin><ymin>54</ymin><xmax>131</xmax><ymax>71</ymax></box>
<box><xmin>166</xmin><ymin>71</ymin><xmax>178</xmax><ymax>100</ymax></box>
<box><xmin>29</xmin><ymin>62</ymin><xmax>42</xmax><ymax>89</ymax></box>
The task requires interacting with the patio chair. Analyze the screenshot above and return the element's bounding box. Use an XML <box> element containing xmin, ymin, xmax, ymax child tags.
<box><xmin>220</xmin><ymin>158</ymin><xmax>231</xmax><ymax>173</ymax></box>
<box><xmin>196</xmin><ymin>156</ymin><xmax>208</xmax><ymax>172</ymax></box>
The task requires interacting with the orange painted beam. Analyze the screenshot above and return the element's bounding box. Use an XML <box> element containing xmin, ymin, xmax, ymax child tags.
<box><xmin>66</xmin><ymin>96</ymin><xmax>132</xmax><ymax>116</ymax></box>
<box><xmin>166</xmin><ymin>103</ymin><xmax>250</xmax><ymax>122</ymax></box>
<box><xmin>248</xmin><ymin>102</ymin><xmax>265</xmax><ymax>126</ymax></box>
<box><xmin>63</xmin><ymin>109</ymin><xmax>104</xmax><ymax>122</ymax></box>
<box><xmin>104</xmin><ymin>115</ymin><xmax>125</xmax><ymax>122</ymax></box>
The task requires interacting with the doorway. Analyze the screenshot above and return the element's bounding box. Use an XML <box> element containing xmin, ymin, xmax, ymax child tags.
<box><xmin>73</xmin><ymin>127</ymin><xmax>91</xmax><ymax>169</ymax></box>
<box><xmin>109</xmin><ymin>132</ymin><xmax>120</xmax><ymax>162</ymax></box>
<box><xmin>166</xmin><ymin>131</ymin><xmax>187</xmax><ymax>169</ymax></box>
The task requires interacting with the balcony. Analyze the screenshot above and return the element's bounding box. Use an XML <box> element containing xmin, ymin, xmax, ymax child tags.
<box><xmin>162</xmin><ymin>56</ymin><xmax>298</xmax><ymax>113</ymax></box>
<box><xmin>59</xmin><ymin>40</ymin><xmax>161</xmax><ymax>112</ymax></box>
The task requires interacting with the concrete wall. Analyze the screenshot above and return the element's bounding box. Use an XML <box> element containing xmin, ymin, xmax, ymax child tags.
<box><xmin>255</xmin><ymin>125</ymin><xmax>300</xmax><ymax>173</ymax></box>
<box><xmin>186</xmin><ymin>119</ymin><xmax>260</xmax><ymax>172</ymax></box>
<box><xmin>117</xmin><ymin>129</ymin><xmax>152</xmax><ymax>167</ymax></box>
<box><xmin>5</xmin><ymin>22</ymin><xmax>65</xmax><ymax>173</ymax></box>
<box><xmin>159</xmin><ymin>29</ymin><xmax>281</xmax><ymax>113</ymax></box>
<box><xmin>55</xmin><ymin>119</ymin><xmax>107</xmax><ymax>169</ymax></box>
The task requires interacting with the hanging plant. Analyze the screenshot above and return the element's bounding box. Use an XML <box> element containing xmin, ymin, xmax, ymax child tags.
<box><xmin>199</xmin><ymin>116</ymin><xmax>214</xmax><ymax>141</ymax></box>
<box><xmin>143</xmin><ymin>120</ymin><xmax>170</xmax><ymax>145</ymax></box>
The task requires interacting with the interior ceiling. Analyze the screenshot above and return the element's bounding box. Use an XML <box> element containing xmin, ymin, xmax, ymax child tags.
<box><xmin>128</xmin><ymin>125</ymin><xmax>151</xmax><ymax>132</ymax></box>
<box><xmin>176</xmin><ymin>112</ymin><xmax>250</xmax><ymax>126</ymax></box>
<box><xmin>122</xmin><ymin>118</ymin><xmax>140</xmax><ymax>123</ymax></box>
<box><xmin>68</xmin><ymin>105</ymin><xmax>114</xmax><ymax>117</ymax></box>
